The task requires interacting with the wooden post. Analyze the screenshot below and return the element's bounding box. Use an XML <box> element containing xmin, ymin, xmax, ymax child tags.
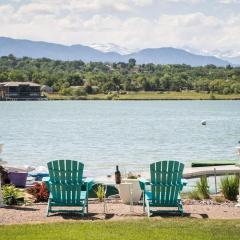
<box><xmin>0</xmin><ymin>173</ymin><xmax>3</xmax><ymax>207</ymax></box>
<box><xmin>214</xmin><ymin>168</ymin><xmax>217</xmax><ymax>194</ymax></box>
<box><xmin>236</xmin><ymin>173</ymin><xmax>240</xmax><ymax>207</ymax></box>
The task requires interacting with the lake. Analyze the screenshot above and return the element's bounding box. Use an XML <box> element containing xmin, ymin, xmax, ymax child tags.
<box><xmin>0</xmin><ymin>100</ymin><xmax>240</xmax><ymax>177</ymax></box>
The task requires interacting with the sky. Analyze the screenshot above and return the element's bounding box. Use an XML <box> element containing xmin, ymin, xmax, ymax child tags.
<box><xmin>0</xmin><ymin>0</ymin><xmax>240</xmax><ymax>56</ymax></box>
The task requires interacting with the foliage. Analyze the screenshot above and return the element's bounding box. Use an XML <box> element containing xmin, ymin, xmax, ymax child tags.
<box><xmin>27</xmin><ymin>182</ymin><xmax>49</xmax><ymax>202</ymax></box>
<box><xmin>188</xmin><ymin>176</ymin><xmax>210</xmax><ymax>200</ymax></box>
<box><xmin>214</xmin><ymin>195</ymin><xmax>225</xmax><ymax>203</ymax></box>
<box><xmin>2</xmin><ymin>185</ymin><xmax>22</xmax><ymax>205</ymax></box>
<box><xmin>94</xmin><ymin>184</ymin><xmax>105</xmax><ymax>202</ymax></box>
<box><xmin>220</xmin><ymin>175</ymin><xmax>239</xmax><ymax>201</ymax></box>
<box><xmin>127</xmin><ymin>172</ymin><xmax>138</xmax><ymax>179</ymax></box>
<box><xmin>127</xmin><ymin>176</ymin><xmax>138</xmax><ymax>179</ymax></box>
<box><xmin>196</xmin><ymin>176</ymin><xmax>210</xmax><ymax>199</ymax></box>
<box><xmin>0</xmin><ymin>55</ymin><xmax>240</xmax><ymax>96</ymax></box>
<box><xmin>188</xmin><ymin>190</ymin><xmax>203</xmax><ymax>200</ymax></box>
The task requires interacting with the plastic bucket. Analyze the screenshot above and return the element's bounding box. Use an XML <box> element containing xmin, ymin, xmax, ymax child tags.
<box><xmin>8</xmin><ymin>172</ymin><xmax>28</xmax><ymax>187</ymax></box>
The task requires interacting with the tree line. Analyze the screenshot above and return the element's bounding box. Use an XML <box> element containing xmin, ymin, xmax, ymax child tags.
<box><xmin>0</xmin><ymin>54</ymin><xmax>240</xmax><ymax>96</ymax></box>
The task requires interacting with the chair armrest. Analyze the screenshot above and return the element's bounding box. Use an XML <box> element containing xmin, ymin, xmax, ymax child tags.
<box><xmin>83</xmin><ymin>178</ymin><xmax>94</xmax><ymax>191</ymax></box>
<box><xmin>42</xmin><ymin>177</ymin><xmax>50</xmax><ymax>191</ymax></box>
<box><xmin>42</xmin><ymin>177</ymin><xmax>50</xmax><ymax>183</ymax></box>
<box><xmin>180</xmin><ymin>178</ymin><xmax>187</xmax><ymax>191</ymax></box>
<box><xmin>138</xmin><ymin>178</ymin><xmax>150</xmax><ymax>191</ymax></box>
<box><xmin>181</xmin><ymin>178</ymin><xmax>188</xmax><ymax>186</ymax></box>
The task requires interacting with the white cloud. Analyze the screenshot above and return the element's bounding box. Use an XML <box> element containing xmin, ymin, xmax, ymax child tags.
<box><xmin>219</xmin><ymin>0</ymin><xmax>240</xmax><ymax>3</ymax></box>
<box><xmin>132</xmin><ymin>0</ymin><xmax>153</xmax><ymax>6</ymax></box>
<box><xmin>160</xmin><ymin>0</ymin><xmax>204</xmax><ymax>2</ymax></box>
<box><xmin>0</xmin><ymin>0</ymin><xmax>239</xmax><ymax>55</ymax></box>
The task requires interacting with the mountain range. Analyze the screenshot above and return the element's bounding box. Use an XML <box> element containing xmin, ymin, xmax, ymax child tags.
<box><xmin>0</xmin><ymin>37</ymin><xmax>231</xmax><ymax>66</ymax></box>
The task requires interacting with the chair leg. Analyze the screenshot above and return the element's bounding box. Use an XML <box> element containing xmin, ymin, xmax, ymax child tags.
<box><xmin>178</xmin><ymin>202</ymin><xmax>184</xmax><ymax>216</ymax></box>
<box><xmin>143</xmin><ymin>192</ymin><xmax>145</xmax><ymax>213</ymax></box>
<box><xmin>86</xmin><ymin>192</ymin><xmax>89</xmax><ymax>214</ymax></box>
<box><xmin>46</xmin><ymin>199</ymin><xmax>51</xmax><ymax>217</ymax></box>
<box><xmin>146</xmin><ymin>199</ymin><xmax>151</xmax><ymax>217</ymax></box>
<box><xmin>81</xmin><ymin>201</ymin><xmax>86</xmax><ymax>216</ymax></box>
<box><xmin>86</xmin><ymin>203</ymin><xmax>88</xmax><ymax>214</ymax></box>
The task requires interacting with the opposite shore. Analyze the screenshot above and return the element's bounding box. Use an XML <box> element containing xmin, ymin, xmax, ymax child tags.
<box><xmin>46</xmin><ymin>91</ymin><xmax>240</xmax><ymax>101</ymax></box>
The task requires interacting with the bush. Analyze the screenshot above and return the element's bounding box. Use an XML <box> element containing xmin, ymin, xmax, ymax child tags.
<box><xmin>209</xmin><ymin>92</ymin><xmax>216</xmax><ymax>100</ymax></box>
<box><xmin>2</xmin><ymin>185</ymin><xmax>22</xmax><ymax>205</ymax></box>
<box><xmin>188</xmin><ymin>176</ymin><xmax>210</xmax><ymax>200</ymax></box>
<box><xmin>73</xmin><ymin>87</ymin><xmax>87</xmax><ymax>96</ymax></box>
<box><xmin>220</xmin><ymin>175</ymin><xmax>239</xmax><ymax>201</ymax></box>
<box><xmin>27</xmin><ymin>182</ymin><xmax>49</xmax><ymax>203</ymax></box>
<box><xmin>196</xmin><ymin>176</ymin><xmax>210</xmax><ymax>199</ymax></box>
<box><xmin>223</xmin><ymin>87</ymin><xmax>231</xmax><ymax>95</ymax></box>
<box><xmin>60</xmin><ymin>87</ymin><xmax>73</xmax><ymax>96</ymax></box>
<box><xmin>188</xmin><ymin>190</ymin><xmax>202</xmax><ymax>200</ymax></box>
<box><xmin>214</xmin><ymin>195</ymin><xmax>225</xmax><ymax>203</ymax></box>
<box><xmin>94</xmin><ymin>184</ymin><xmax>105</xmax><ymax>202</ymax></box>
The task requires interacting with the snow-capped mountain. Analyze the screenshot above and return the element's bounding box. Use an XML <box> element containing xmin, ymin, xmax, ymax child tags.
<box><xmin>183</xmin><ymin>47</ymin><xmax>240</xmax><ymax>65</ymax></box>
<box><xmin>89</xmin><ymin>43</ymin><xmax>138</xmax><ymax>55</ymax></box>
<box><xmin>209</xmin><ymin>50</ymin><xmax>240</xmax><ymax>65</ymax></box>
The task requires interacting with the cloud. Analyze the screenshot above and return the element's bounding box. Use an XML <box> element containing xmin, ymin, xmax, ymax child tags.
<box><xmin>219</xmin><ymin>0</ymin><xmax>240</xmax><ymax>3</ymax></box>
<box><xmin>159</xmin><ymin>0</ymin><xmax>204</xmax><ymax>2</ymax></box>
<box><xmin>132</xmin><ymin>0</ymin><xmax>153</xmax><ymax>6</ymax></box>
<box><xmin>0</xmin><ymin>0</ymin><xmax>239</xmax><ymax>55</ymax></box>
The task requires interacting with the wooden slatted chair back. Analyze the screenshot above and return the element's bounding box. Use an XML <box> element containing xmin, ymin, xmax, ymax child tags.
<box><xmin>150</xmin><ymin>161</ymin><xmax>184</xmax><ymax>205</ymax></box>
<box><xmin>47</xmin><ymin>160</ymin><xmax>84</xmax><ymax>204</ymax></box>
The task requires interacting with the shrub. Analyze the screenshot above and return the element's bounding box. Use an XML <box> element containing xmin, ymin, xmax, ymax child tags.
<box><xmin>27</xmin><ymin>182</ymin><xmax>49</xmax><ymax>203</ymax></box>
<box><xmin>188</xmin><ymin>176</ymin><xmax>210</xmax><ymax>200</ymax></box>
<box><xmin>2</xmin><ymin>185</ymin><xmax>22</xmax><ymax>205</ymax></box>
<box><xmin>127</xmin><ymin>176</ymin><xmax>138</xmax><ymax>179</ymax></box>
<box><xmin>196</xmin><ymin>176</ymin><xmax>210</xmax><ymax>199</ymax></box>
<box><xmin>214</xmin><ymin>195</ymin><xmax>225</xmax><ymax>203</ymax></box>
<box><xmin>73</xmin><ymin>87</ymin><xmax>87</xmax><ymax>96</ymax></box>
<box><xmin>94</xmin><ymin>184</ymin><xmax>105</xmax><ymax>202</ymax></box>
<box><xmin>60</xmin><ymin>87</ymin><xmax>73</xmax><ymax>96</ymax></box>
<box><xmin>220</xmin><ymin>175</ymin><xmax>239</xmax><ymax>201</ymax></box>
<box><xmin>188</xmin><ymin>190</ymin><xmax>202</xmax><ymax>200</ymax></box>
<box><xmin>209</xmin><ymin>92</ymin><xmax>216</xmax><ymax>100</ymax></box>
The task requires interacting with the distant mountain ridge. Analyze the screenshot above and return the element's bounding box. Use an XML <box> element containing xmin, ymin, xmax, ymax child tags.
<box><xmin>0</xmin><ymin>37</ymin><xmax>230</xmax><ymax>66</ymax></box>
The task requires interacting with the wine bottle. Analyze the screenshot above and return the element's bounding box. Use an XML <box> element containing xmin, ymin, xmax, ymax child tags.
<box><xmin>115</xmin><ymin>165</ymin><xmax>121</xmax><ymax>184</ymax></box>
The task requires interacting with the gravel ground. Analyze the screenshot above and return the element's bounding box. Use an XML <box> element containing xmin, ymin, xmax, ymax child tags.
<box><xmin>1</xmin><ymin>200</ymin><xmax>240</xmax><ymax>225</ymax></box>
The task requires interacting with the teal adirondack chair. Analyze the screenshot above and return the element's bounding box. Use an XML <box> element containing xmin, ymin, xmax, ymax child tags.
<box><xmin>139</xmin><ymin>161</ymin><xmax>187</xmax><ymax>217</ymax></box>
<box><xmin>43</xmin><ymin>160</ymin><xmax>94</xmax><ymax>217</ymax></box>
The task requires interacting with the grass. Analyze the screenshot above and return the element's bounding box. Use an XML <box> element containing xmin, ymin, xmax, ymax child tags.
<box><xmin>1</xmin><ymin>219</ymin><xmax>240</xmax><ymax>240</ymax></box>
<box><xmin>47</xmin><ymin>91</ymin><xmax>240</xmax><ymax>100</ymax></box>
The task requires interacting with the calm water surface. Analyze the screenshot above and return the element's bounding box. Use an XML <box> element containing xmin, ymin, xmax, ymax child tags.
<box><xmin>0</xmin><ymin>100</ymin><xmax>240</xmax><ymax>177</ymax></box>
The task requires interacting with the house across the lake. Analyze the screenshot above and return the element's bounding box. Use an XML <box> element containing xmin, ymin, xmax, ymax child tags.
<box><xmin>0</xmin><ymin>82</ymin><xmax>42</xmax><ymax>100</ymax></box>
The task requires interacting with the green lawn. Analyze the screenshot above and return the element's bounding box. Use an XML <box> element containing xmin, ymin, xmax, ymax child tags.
<box><xmin>47</xmin><ymin>91</ymin><xmax>240</xmax><ymax>100</ymax></box>
<box><xmin>1</xmin><ymin>219</ymin><xmax>240</xmax><ymax>240</ymax></box>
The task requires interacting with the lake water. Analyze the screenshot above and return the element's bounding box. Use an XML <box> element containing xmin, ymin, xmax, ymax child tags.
<box><xmin>0</xmin><ymin>100</ymin><xmax>240</xmax><ymax>177</ymax></box>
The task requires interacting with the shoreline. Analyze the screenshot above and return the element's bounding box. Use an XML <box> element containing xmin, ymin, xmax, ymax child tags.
<box><xmin>46</xmin><ymin>91</ymin><xmax>240</xmax><ymax>101</ymax></box>
<box><xmin>1</xmin><ymin>202</ymin><xmax>240</xmax><ymax>225</ymax></box>
<box><xmin>1</xmin><ymin>92</ymin><xmax>240</xmax><ymax>101</ymax></box>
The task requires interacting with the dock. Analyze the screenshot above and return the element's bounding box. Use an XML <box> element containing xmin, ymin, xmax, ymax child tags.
<box><xmin>183</xmin><ymin>165</ymin><xmax>240</xmax><ymax>179</ymax></box>
<box><xmin>137</xmin><ymin>165</ymin><xmax>240</xmax><ymax>180</ymax></box>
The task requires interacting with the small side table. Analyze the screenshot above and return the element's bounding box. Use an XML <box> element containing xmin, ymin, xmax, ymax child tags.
<box><xmin>101</xmin><ymin>181</ymin><xmax>134</xmax><ymax>214</ymax></box>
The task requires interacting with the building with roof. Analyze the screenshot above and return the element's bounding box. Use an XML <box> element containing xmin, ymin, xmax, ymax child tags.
<box><xmin>0</xmin><ymin>82</ymin><xmax>41</xmax><ymax>100</ymax></box>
